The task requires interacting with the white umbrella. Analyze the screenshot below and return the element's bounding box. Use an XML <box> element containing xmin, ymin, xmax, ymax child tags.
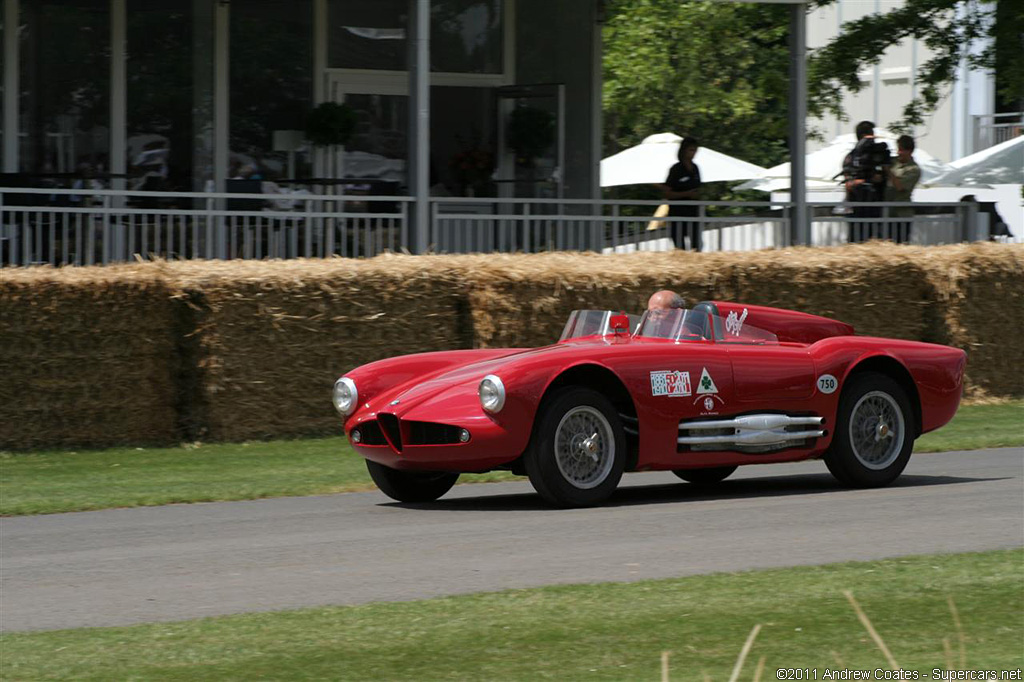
<box><xmin>928</xmin><ymin>136</ymin><xmax>1023</xmax><ymax>186</ymax></box>
<box><xmin>600</xmin><ymin>133</ymin><xmax>767</xmax><ymax>187</ymax></box>
<box><xmin>737</xmin><ymin>130</ymin><xmax>955</xmax><ymax>192</ymax></box>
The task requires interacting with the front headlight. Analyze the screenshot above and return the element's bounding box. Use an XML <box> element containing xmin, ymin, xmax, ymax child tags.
<box><xmin>333</xmin><ymin>377</ymin><xmax>358</xmax><ymax>416</ymax></box>
<box><xmin>479</xmin><ymin>374</ymin><xmax>506</xmax><ymax>413</ymax></box>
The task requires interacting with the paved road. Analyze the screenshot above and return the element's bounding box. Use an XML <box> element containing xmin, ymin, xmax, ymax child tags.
<box><xmin>2</xmin><ymin>448</ymin><xmax>1022</xmax><ymax>632</ymax></box>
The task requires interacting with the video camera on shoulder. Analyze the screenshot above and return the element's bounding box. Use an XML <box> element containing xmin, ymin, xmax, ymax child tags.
<box><xmin>846</xmin><ymin>138</ymin><xmax>891</xmax><ymax>181</ymax></box>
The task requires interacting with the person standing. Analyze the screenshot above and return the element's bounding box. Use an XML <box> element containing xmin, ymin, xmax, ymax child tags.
<box><xmin>843</xmin><ymin>121</ymin><xmax>890</xmax><ymax>243</ymax></box>
<box><xmin>659</xmin><ymin>137</ymin><xmax>702</xmax><ymax>251</ymax></box>
<box><xmin>884</xmin><ymin>135</ymin><xmax>921</xmax><ymax>243</ymax></box>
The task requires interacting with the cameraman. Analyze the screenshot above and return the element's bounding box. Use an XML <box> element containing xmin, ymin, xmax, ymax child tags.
<box><xmin>842</xmin><ymin>121</ymin><xmax>891</xmax><ymax>243</ymax></box>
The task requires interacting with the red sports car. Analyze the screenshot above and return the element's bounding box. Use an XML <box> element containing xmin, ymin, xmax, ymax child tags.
<box><xmin>333</xmin><ymin>301</ymin><xmax>966</xmax><ymax>507</ymax></box>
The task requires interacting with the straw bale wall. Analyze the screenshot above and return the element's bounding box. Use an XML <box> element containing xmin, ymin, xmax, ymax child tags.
<box><xmin>0</xmin><ymin>265</ymin><xmax>178</xmax><ymax>448</ymax></box>
<box><xmin>457</xmin><ymin>245</ymin><xmax>943</xmax><ymax>348</ymax></box>
<box><xmin>917</xmin><ymin>243</ymin><xmax>1024</xmax><ymax>397</ymax></box>
<box><xmin>1</xmin><ymin>243</ymin><xmax>1020</xmax><ymax>449</ymax></box>
<box><xmin>165</xmin><ymin>258</ymin><xmax>471</xmax><ymax>442</ymax></box>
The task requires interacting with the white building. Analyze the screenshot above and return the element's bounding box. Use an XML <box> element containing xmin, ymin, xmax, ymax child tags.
<box><xmin>806</xmin><ymin>0</ymin><xmax>998</xmax><ymax>163</ymax></box>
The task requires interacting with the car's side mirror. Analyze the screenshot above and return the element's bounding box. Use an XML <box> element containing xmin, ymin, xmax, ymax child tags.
<box><xmin>609</xmin><ymin>313</ymin><xmax>630</xmax><ymax>336</ymax></box>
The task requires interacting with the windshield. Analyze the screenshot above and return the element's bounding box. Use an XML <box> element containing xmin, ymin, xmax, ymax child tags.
<box><xmin>559</xmin><ymin>310</ymin><xmax>641</xmax><ymax>341</ymax></box>
<box><xmin>634</xmin><ymin>308</ymin><xmax>779</xmax><ymax>344</ymax></box>
<box><xmin>635</xmin><ymin>308</ymin><xmax>713</xmax><ymax>341</ymax></box>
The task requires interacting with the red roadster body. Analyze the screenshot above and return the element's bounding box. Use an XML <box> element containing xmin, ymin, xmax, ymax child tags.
<box><xmin>333</xmin><ymin>301</ymin><xmax>966</xmax><ymax>507</ymax></box>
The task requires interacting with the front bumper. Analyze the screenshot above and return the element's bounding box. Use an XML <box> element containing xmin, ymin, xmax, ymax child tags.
<box><xmin>349</xmin><ymin>413</ymin><xmax>523</xmax><ymax>471</ymax></box>
<box><xmin>345</xmin><ymin>387</ymin><xmax>531</xmax><ymax>472</ymax></box>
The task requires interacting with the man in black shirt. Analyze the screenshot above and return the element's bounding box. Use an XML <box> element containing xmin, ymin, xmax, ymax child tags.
<box><xmin>842</xmin><ymin>121</ymin><xmax>891</xmax><ymax>242</ymax></box>
<box><xmin>659</xmin><ymin>137</ymin><xmax>702</xmax><ymax>251</ymax></box>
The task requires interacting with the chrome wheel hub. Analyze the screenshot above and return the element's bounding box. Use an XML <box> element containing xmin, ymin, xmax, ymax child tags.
<box><xmin>849</xmin><ymin>391</ymin><xmax>905</xmax><ymax>470</ymax></box>
<box><xmin>555</xmin><ymin>407</ymin><xmax>615</xmax><ymax>489</ymax></box>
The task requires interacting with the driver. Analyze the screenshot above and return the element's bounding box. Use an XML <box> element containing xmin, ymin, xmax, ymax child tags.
<box><xmin>645</xmin><ymin>290</ymin><xmax>706</xmax><ymax>339</ymax></box>
<box><xmin>645</xmin><ymin>290</ymin><xmax>684</xmax><ymax>337</ymax></box>
<box><xmin>647</xmin><ymin>290</ymin><xmax>683</xmax><ymax>311</ymax></box>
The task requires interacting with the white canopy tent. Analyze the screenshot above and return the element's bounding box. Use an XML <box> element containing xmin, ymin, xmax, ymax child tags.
<box><xmin>928</xmin><ymin>136</ymin><xmax>1023</xmax><ymax>187</ymax></box>
<box><xmin>737</xmin><ymin>130</ymin><xmax>955</xmax><ymax>192</ymax></box>
<box><xmin>600</xmin><ymin>133</ymin><xmax>767</xmax><ymax>187</ymax></box>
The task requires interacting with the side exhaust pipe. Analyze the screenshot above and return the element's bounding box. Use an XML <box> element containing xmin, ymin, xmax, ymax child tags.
<box><xmin>678</xmin><ymin>414</ymin><xmax>825</xmax><ymax>447</ymax></box>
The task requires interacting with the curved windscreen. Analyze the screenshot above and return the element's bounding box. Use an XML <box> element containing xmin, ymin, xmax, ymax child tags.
<box><xmin>559</xmin><ymin>310</ymin><xmax>641</xmax><ymax>341</ymax></box>
<box><xmin>635</xmin><ymin>308</ymin><xmax>779</xmax><ymax>344</ymax></box>
<box><xmin>635</xmin><ymin>308</ymin><xmax>713</xmax><ymax>341</ymax></box>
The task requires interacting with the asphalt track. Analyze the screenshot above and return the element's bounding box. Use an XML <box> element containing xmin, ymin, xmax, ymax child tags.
<box><xmin>2</xmin><ymin>447</ymin><xmax>1022</xmax><ymax>632</ymax></box>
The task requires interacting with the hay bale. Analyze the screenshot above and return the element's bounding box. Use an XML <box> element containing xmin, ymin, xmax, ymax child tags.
<box><xmin>917</xmin><ymin>242</ymin><xmax>1024</xmax><ymax>398</ymax></box>
<box><xmin>0</xmin><ymin>265</ymin><xmax>178</xmax><ymax>449</ymax></box>
<box><xmin>165</xmin><ymin>257</ymin><xmax>471</xmax><ymax>442</ymax></box>
<box><xmin>726</xmin><ymin>243</ymin><xmax>938</xmax><ymax>341</ymax></box>
<box><xmin>1</xmin><ymin>242</ymin><xmax>1019</xmax><ymax>450</ymax></box>
<box><xmin>452</xmin><ymin>250</ymin><xmax>740</xmax><ymax>348</ymax></box>
<box><xmin>455</xmin><ymin>244</ymin><xmax>936</xmax><ymax>347</ymax></box>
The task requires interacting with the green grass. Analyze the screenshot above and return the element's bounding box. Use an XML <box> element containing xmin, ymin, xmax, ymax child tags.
<box><xmin>1</xmin><ymin>549</ymin><xmax>1021</xmax><ymax>681</ymax></box>
<box><xmin>915</xmin><ymin>401</ymin><xmax>1024</xmax><ymax>453</ymax></box>
<box><xmin>1</xmin><ymin>401</ymin><xmax>1021</xmax><ymax>516</ymax></box>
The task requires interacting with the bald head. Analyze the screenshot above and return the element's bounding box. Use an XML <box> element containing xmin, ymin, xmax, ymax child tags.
<box><xmin>647</xmin><ymin>290</ymin><xmax>683</xmax><ymax>311</ymax></box>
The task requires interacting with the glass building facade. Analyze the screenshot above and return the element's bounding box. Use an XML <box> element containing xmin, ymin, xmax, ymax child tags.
<box><xmin>1</xmin><ymin>0</ymin><xmax>601</xmax><ymax>199</ymax></box>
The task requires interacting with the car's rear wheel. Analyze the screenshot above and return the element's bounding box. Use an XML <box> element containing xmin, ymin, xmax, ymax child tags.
<box><xmin>365</xmin><ymin>460</ymin><xmax>460</xmax><ymax>503</ymax></box>
<box><xmin>525</xmin><ymin>387</ymin><xmax>626</xmax><ymax>507</ymax></box>
<box><xmin>824</xmin><ymin>372</ymin><xmax>914</xmax><ymax>487</ymax></box>
<box><xmin>672</xmin><ymin>466</ymin><xmax>737</xmax><ymax>485</ymax></box>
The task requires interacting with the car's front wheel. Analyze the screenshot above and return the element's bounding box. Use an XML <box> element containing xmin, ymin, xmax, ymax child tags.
<box><xmin>672</xmin><ymin>466</ymin><xmax>737</xmax><ymax>485</ymax></box>
<box><xmin>365</xmin><ymin>460</ymin><xmax>460</xmax><ymax>503</ymax></box>
<box><xmin>824</xmin><ymin>372</ymin><xmax>914</xmax><ymax>487</ymax></box>
<box><xmin>525</xmin><ymin>387</ymin><xmax>626</xmax><ymax>507</ymax></box>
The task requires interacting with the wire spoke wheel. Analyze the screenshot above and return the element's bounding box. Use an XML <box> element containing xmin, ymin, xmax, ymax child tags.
<box><xmin>526</xmin><ymin>386</ymin><xmax>627</xmax><ymax>507</ymax></box>
<box><xmin>849</xmin><ymin>390</ymin><xmax>906</xmax><ymax>470</ymax></box>
<box><xmin>825</xmin><ymin>371</ymin><xmax>915</xmax><ymax>488</ymax></box>
<box><xmin>554</xmin><ymin>406</ymin><xmax>615</xmax><ymax>489</ymax></box>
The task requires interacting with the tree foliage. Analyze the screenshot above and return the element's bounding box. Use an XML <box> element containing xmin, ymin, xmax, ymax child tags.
<box><xmin>603</xmin><ymin>0</ymin><xmax>792</xmax><ymax>169</ymax></box>
<box><xmin>604</xmin><ymin>0</ymin><xmax>1022</xmax><ymax>169</ymax></box>
<box><xmin>808</xmin><ymin>0</ymin><xmax>1023</xmax><ymax>131</ymax></box>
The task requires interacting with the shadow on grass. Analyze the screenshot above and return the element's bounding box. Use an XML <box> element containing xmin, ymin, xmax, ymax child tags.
<box><xmin>385</xmin><ymin>472</ymin><xmax>1004</xmax><ymax>512</ymax></box>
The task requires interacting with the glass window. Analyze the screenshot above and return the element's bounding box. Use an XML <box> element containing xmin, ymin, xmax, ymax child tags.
<box><xmin>432</xmin><ymin>0</ymin><xmax>503</xmax><ymax>74</ymax></box>
<box><xmin>432</xmin><ymin>85</ymin><xmax>496</xmax><ymax>196</ymax></box>
<box><xmin>1</xmin><ymin>2</ymin><xmax>4</xmax><ymax>156</ymax></box>
<box><xmin>329</xmin><ymin>0</ymin><xmax>407</xmax><ymax>71</ymax></box>
<box><xmin>328</xmin><ymin>0</ymin><xmax>503</xmax><ymax>74</ymax></box>
<box><xmin>127</xmin><ymin>1</ymin><xmax>201</xmax><ymax>192</ymax></box>
<box><xmin>230</xmin><ymin>0</ymin><xmax>313</xmax><ymax>183</ymax></box>
<box><xmin>19</xmin><ymin>0</ymin><xmax>109</xmax><ymax>177</ymax></box>
<box><xmin>343</xmin><ymin>93</ymin><xmax>408</xmax><ymax>188</ymax></box>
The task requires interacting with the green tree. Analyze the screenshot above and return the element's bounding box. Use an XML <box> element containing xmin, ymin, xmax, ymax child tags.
<box><xmin>809</xmin><ymin>0</ymin><xmax>1024</xmax><ymax>129</ymax></box>
<box><xmin>603</xmin><ymin>0</ymin><xmax>792</xmax><ymax>170</ymax></box>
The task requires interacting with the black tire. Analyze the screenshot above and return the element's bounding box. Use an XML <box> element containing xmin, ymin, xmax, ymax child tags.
<box><xmin>365</xmin><ymin>460</ymin><xmax>459</xmax><ymax>503</ymax></box>
<box><xmin>525</xmin><ymin>387</ymin><xmax>627</xmax><ymax>508</ymax></box>
<box><xmin>672</xmin><ymin>466</ymin><xmax>738</xmax><ymax>485</ymax></box>
<box><xmin>824</xmin><ymin>371</ymin><xmax>915</xmax><ymax>487</ymax></box>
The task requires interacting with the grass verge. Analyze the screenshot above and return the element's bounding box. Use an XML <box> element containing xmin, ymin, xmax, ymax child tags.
<box><xmin>1</xmin><ymin>549</ymin><xmax>1021</xmax><ymax>680</ymax></box>
<box><xmin>2</xmin><ymin>401</ymin><xmax>1021</xmax><ymax>516</ymax></box>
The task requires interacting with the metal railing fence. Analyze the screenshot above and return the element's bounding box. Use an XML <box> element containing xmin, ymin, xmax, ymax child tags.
<box><xmin>432</xmin><ymin>198</ymin><xmax>792</xmax><ymax>253</ymax></box>
<box><xmin>1</xmin><ymin>187</ymin><xmax>410</xmax><ymax>267</ymax></box>
<box><xmin>972</xmin><ymin>112</ymin><xmax>1023</xmax><ymax>153</ymax></box>
<box><xmin>432</xmin><ymin>198</ymin><xmax>982</xmax><ymax>254</ymax></box>
<box><xmin>1</xmin><ymin>186</ymin><xmax>996</xmax><ymax>267</ymax></box>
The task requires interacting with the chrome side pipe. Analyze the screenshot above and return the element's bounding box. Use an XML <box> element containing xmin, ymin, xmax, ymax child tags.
<box><xmin>678</xmin><ymin>414</ymin><xmax>825</xmax><ymax>446</ymax></box>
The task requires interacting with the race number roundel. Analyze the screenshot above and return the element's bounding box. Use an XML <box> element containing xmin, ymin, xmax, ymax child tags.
<box><xmin>817</xmin><ymin>374</ymin><xmax>838</xmax><ymax>394</ymax></box>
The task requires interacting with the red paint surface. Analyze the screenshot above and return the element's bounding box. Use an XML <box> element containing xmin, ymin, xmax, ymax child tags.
<box><xmin>340</xmin><ymin>304</ymin><xmax>965</xmax><ymax>474</ymax></box>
